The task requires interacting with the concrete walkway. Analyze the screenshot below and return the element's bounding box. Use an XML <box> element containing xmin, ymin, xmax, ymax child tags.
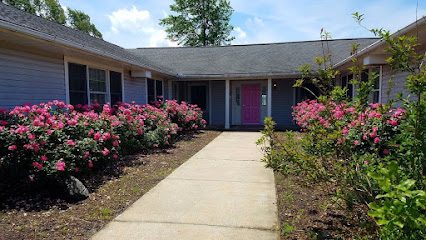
<box><xmin>92</xmin><ymin>132</ymin><xmax>278</xmax><ymax>240</ymax></box>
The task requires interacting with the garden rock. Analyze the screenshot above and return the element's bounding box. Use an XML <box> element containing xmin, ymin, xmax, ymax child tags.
<box><xmin>61</xmin><ymin>176</ymin><xmax>89</xmax><ymax>201</ymax></box>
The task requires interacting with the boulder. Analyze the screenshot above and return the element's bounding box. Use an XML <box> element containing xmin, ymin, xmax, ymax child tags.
<box><xmin>61</xmin><ymin>176</ymin><xmax>89</xmax><ymax>201</ymax></box>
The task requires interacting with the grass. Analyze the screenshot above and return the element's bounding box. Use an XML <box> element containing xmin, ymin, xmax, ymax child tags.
<box><xmin>0</xmin><ymin>130</ymin><xmax>222</xmax><ymax>240</ymax></box>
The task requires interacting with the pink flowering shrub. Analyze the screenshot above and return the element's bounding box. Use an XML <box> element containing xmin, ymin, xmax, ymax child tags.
<box><xmin>293</xmin><ymin>100</ymin><xmax>406</xmax><ymax>157</ymax></box>
<box><xmin>113</xmin><ymin>102</ymin><xmax>178</xmax><ymax>153</ymax></box>
<box><xmin>0</xmin><ymin>100</ymin><xmax>205</xmax><ymax>180</ymax></box>
<box><xmin>161</xmin><ymin>100</ymin><xmax>206</xmax><ymax>132</ymax></box>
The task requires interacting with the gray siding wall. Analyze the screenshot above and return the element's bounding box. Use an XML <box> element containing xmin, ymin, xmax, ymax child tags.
<box><xmin>123</xmin><ymin>72</ymin><xmax>147</xmax><ymax>105</ymax></box>
<box><xmin>210</xmin><ymin>80</ymin><xmax>225</xmax><ymax>125</ymax></box>
<box><xmin>0</xmin><ymin>48</ymin><xmax>65</xmax><ymax>110</ymax></box>
<box><xmin>272</xmin><ymin>79</ymin><xmax>295</xmax><ymax>127</ymax></box>
<box><xmin>381</xmin><ymin>65</ymin><xmax>414</xmax><ymax>106</ymax></box>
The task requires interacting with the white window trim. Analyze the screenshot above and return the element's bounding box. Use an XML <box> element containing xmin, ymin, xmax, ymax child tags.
<box><xmin>64</xmin><ymin>56</ymin><xmax>124</xmax><ymax>105</ymax></box>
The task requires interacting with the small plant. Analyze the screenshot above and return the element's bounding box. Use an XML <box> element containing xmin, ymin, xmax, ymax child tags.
<box><xmin>368</xmin><ymin>161</ymin><xmax>426</xmax><ymax>239</ymax></box>
<box><xmin>281</xmin><ymin>222</ymin><xmax>295</xmax><ymax>236</ymax></box>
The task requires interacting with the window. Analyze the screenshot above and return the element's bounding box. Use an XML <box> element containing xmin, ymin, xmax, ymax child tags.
<box><xmin>68</xmin><ymin>62</ymin><xmax>122</xmax><ymax>106</ymax></box>
<box><xmin>147</xmin><ymin>79</ymin><xmax>163</xmax><ymax>103</ymax></box>
<box><xmin>69</xmin><ymin>63</ymin><xmax>87</xmax><ymax>106</ymax></box>
<box><xmin>372</xmin><ymin>67</ymin><xmax>381</xmax><ymax>103</ymax></box>
<box><xmin>341</xmin><ymin>74</ymin><xmax>353</xmax><ymax>100</ymax></box>
<box><xmin>110</xmin><ymin>71</ymin><xmax>123</xmax><ymax>105</ymax></box>
<box><xmin>261</xmin><ymin>86</ymin><xmax>267</xmax><ymax>106</ymax></box>
<box><xmin>89</xmin><ymin>68</ymin><xmax>106</xmax><ymax>104</ymax></box>
<box><xmin>191</xmin><ymin>86</ymin><xmax>207</xmax><ymax>110</ymax></box>
<box><xmin>156</xmin><ymin>80</ymin><xmax>163</xmax><ymax>100</ymax></box>
<box><xmin>342</xmin><ymin>67</ymin><xmax>381</xmax><ymax>103</ymax></box>
<box><xmin>235</xmin><ymin>87</ymin><xmax>241</xmax><ymax>106</ymax></box>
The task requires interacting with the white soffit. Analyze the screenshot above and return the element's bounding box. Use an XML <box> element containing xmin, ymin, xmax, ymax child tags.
<box><xmin>363</xmin><ymin>55</ymin><xmax>388</xmax><ymax>66</ymax></box>
<box><xmin>131</xmin><ymin>70</ymin><xmax>152</xmax><ymax>78</ymax></box>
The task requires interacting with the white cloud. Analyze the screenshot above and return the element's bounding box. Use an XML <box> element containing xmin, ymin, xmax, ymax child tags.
<box><xmin>232</xmin><ymin>27</ymin><xmax>247</xmax><ymax>44</ymax></box>
<box><xmin>104</xmin><ymin>6</ymin><xmax>177</xmax><ymax>48</ymax></box>
<box><xmin>109</xmin><ymin>6</ymin><xmax>150</xmax><ymax>34</ymax></box>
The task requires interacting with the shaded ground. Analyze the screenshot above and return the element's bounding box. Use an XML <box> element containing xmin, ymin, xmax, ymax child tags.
<box><xmin>275</xmin><ymin>173</ymin><xmax>377</xmax><ymax>239</ymax></box>
<box><xmin>0</xmin><ymin>130</ymin><xmax>221</xmax><ymax>240</ymax></box>
<box><xmin>272</xmin><ymin>132</ymin><xmax>378</xmax><ymax>239</ymax></box>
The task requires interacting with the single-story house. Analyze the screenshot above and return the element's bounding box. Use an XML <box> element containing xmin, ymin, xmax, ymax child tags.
<box><xmin>0</xmin><ymin>3</ymin><xmax>425</xmax><ymax>129</ymax></box>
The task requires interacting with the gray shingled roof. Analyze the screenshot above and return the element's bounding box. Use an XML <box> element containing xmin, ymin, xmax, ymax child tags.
<box><xmin>127</xmin><ymin>38</ymin><xmax>378</xmax><ymax>78</ymax></box>
<box><xmin>0</xmin><ymin>3</ymin><xmax>173</xmax><ymax>75</ymax></box>
<box><xmin>0</xmin><ymin>3</ymin><xmax>378</xmax><ymax>79</ymax></box>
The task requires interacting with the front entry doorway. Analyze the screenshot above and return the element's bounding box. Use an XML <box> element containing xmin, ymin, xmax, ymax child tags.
<box><xmin>242</xmin><ymin>84</ymin><xmax>260</xmax><ymax>124</ymax></box>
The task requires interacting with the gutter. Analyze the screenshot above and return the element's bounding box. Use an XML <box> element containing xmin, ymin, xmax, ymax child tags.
<box><xmin>175</xmin><ymin>71</ymin><xmax>304</xmax><ymax>79</ymax></box>
<box><xmin>0</xmin><ymin>19</ymin><xmax>177</xmax><ymax>77</ymax></box>
<box><xmin>334</xmin><ymin>16</ymin><xmax>426</xmax><ymax>69</ymax></box>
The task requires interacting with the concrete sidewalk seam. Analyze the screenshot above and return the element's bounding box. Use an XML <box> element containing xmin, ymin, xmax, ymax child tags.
<box><xmin>165</xmin><ymin>177</ymin><xmax>272</xmax><ymax>184</ymax></box>
<box><xmin>111</xmin><ymin>219</ymin><xmax>277</xmax><ymax>233</ymax></box>
<box><xmin>192</xmin><ymin>158</ymin><xmax>261</xmax><ymax>162</ymax></box>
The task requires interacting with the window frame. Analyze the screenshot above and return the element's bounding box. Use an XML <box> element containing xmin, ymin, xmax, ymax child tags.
<box><xmin>341</xmin><ymin>73</ymin><xmax>354</xmax><ymax>100</ymax></box>
<box><xmin>146</xmin><ymin>78</ymin><xmax>164</xmax><ymax>103</ymax></box>
<box><xmin>64</xmin><ymin>56</ymin><xmax>125</xmax><ymax>105</ymax></box>
<box><xmin>371</xmin><ymin>66</ymin><xmax>382</xmax><ymax>104</ymax></box>
<box><xmin>341</xmin><ymin>66</ymin><xmax>382</xmax><ymax>103</ymax></box>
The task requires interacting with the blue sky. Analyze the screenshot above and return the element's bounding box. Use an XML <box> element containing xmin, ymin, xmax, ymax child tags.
<box><xmin>59</xmin><ymin>0</ymin><xmax>426</xmax><ymax>48</ymax></box>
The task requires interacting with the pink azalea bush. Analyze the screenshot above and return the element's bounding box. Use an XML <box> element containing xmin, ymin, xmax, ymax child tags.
<box><xmin>292</xmin><ymin>99</ymin><xmax>406</xmax><ymax>157</ymax></box>
<box><xmin>0</xmin><ymin>100</ymin><xmax>205</xmax><ymax>179</ymax></box>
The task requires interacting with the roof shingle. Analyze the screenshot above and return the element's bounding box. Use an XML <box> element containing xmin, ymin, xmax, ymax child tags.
<box><xmin>127</xmin><ymin>39</ymin><xmax>378</xmax><ymax>78</ymax></box>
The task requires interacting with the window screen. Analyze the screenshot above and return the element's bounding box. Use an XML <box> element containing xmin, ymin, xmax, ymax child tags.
<box><xmin>68</xmin><ymin>63</ymin><xmax>87</xmax><ymax>106</ymax></box>
<box><xmin>156</xmin><ymin>80</ymin><xmax>163</xmax><ymax>100</ymax></box>
<box><xmin>110</xmin><ymin>71</ymin><xmax>122</xmax><ymax>105</ymax></box>
<box><xmin>147</xmin><ymin>79</ymin><xmax>155</xmax><ymax>103</ymax></box>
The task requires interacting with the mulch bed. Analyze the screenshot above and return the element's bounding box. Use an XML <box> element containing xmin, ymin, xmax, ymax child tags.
<box><xmin>0</xmin><ymin>130</ymin><xmax>222</xmax><ymax>240</ymax></box>
<box><xmin>275</xmin><ymin>172</ymin><xmax>378</xmax><ymax>239</ymax></box>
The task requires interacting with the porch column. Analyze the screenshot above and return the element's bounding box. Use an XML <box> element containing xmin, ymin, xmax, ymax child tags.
<box><xmin>168</xmin><ymin>80</ymin><xmax>173</xmax><ymax>100</ymax></box>
<box><xmin>225</xmin><ymin>79</ymin><xmax>230</xmax><ymax>129</ymax></box>
<box><xmin>209</xmin><ymin>80</ymin><xmax>212</xmax><ymax>125</ymax></box>
<box><xmin>267</xmin><ymin>78</ymin><xmax>272</xmax><ymax>117</ymax></box>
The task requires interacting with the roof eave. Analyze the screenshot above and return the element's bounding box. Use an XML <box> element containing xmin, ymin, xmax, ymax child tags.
<box><xmin>334</xmin><ymin>16</ymin><xmax>426</xmax><ymax>69</ymax></box>
<box><xmin>174</xmin><ymin>71</ymin><xmax>304</xmax><ymax>80</ymax></box>
<box><xmin>0</xmin><ymin>19</ymin><xmax>176</xmax><ymax>76</ymax></box>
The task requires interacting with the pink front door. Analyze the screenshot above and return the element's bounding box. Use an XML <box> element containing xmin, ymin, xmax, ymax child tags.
<box><xmin>242</xmin><ymin>84</ymin><xmax>261</xmax><ymax>124</ymax></box>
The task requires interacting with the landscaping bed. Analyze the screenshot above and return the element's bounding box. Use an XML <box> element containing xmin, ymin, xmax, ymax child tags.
<box><xmin>0</xmin><ymin>130</ymin><xmax>221</xmax><ymax>240</ymax></box>
<box><xmin>275</xmin><ymin>171</ymin><xmax>376</xmax><ymax>239</ymax></box>
<box><xmin>269</xmin><ymin>132</ymin><xmax>377</xmax><ymax>239</ymax></box>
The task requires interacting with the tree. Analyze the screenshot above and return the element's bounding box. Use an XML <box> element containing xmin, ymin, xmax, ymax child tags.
<box><xmin>2</xmin><ymin>0</ymin><xmax>102</xmax><ymax>39</ymax></box>
<box><xmin>3</xmin><ymin>0</ymin><xmax>35</xmax><ymax>13</ymax></box>
<box><xmin>33</xmin><ymin>0</ymin><xmax>66</xmax><ymax>25</ymax></box>
<box><xmin>160</xmin><ymin>0</ymin><xmax>235</xmax><ymax>47</ymax></box>
<box><xmin>67</xmin><ymin>9</ymin><xmax>102</xmax><ymax>39</ymax></box>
